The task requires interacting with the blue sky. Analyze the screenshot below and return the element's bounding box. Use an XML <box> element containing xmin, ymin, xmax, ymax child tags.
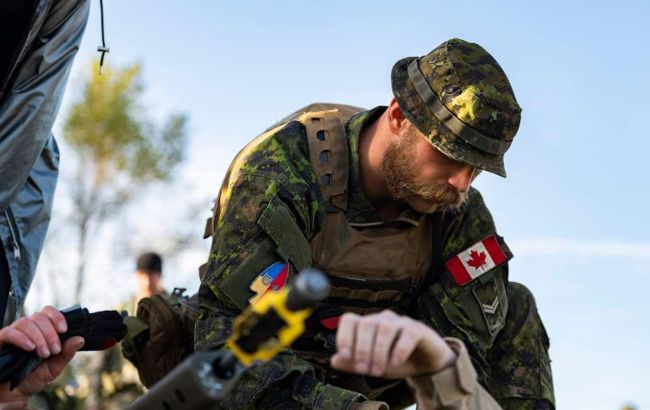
<box><xmin>36</xmin><ymin>0</ymin><xmax>650</xmax><ymax>408</ymax></box>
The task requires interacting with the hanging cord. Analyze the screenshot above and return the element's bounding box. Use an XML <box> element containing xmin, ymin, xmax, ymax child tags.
<box><xmin>96</xmin><ymin>0</ymin><xmax>109</xmax><ymax>75</ymax></box>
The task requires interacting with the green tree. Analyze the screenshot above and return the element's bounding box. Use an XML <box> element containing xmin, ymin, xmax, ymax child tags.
<box><xmin>63</xmin><ymin>60</ymin><xmax>188</xmax><ymax>302</ymax></box>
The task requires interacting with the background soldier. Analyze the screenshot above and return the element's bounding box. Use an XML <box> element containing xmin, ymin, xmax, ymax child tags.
<box><xmin>195</xmin><ymin>38</ymin><xmax>554</xmax><ymax>409</ymax></box>
<box><xmin>122</xmin><ymin>252</ymin><xmax>167</xmax><ymax>316</ymax></box>
<box><xmin>86</xmin><ymin>252</ymin><xmax>166</xmax><ymax>410</ymax></box>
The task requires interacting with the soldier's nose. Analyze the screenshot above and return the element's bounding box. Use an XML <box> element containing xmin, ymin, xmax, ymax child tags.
<box><xmin>448</xmin><ymin>166</ymin><xmax>474</xmax><ymax>193</ymax></box>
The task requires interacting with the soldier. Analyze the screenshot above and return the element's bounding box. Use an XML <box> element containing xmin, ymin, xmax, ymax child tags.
<box><xmin>123</xmin><ymin>252</ymin><xmax>168</xmax><ymax>316</ymax></box>
<box><xmin>195</xmin><ymin>38</ymin><xmax>554</xmax><ymax>409</ymax></box>
<box><xmin>86</xmin><ymin>252</ymin><xmax>166</xmax><ymax>410</ymax></box>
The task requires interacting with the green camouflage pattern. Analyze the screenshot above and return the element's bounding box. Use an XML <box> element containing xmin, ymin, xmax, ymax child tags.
<box><xmin>196</xmin><ymin>107</ymin><xmax>553</xmax><ymax>408</ymax></box>
<box><xmin>392</xmin><ymin>38</ymin><xmax>521</xmax><ymax>177</ymax></box>
<box><xmin>418</xmin><ymin>188</ymin><xmax>511</xmax><ymax>364</ymax></box>
<box><xmin>204</xmin><ymin>349</ymin><xmax>365</xmax><ymax>409</ymax></box>
<box><xmin>487</xmin><ymin>283</ymin><xmax>555</xmax><ymax>409</ymax></box>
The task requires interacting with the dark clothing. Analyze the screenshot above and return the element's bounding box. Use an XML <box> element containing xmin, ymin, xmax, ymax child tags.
<box><xmin>0</xmin><ymin>0</ymin><xmax>90</xmax><ymax>323</ymax></box>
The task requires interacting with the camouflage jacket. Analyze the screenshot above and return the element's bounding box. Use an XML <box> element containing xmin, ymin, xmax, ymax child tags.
<box><xmin>195</xmin><ymin>107</ymin><xmax>553</xmax><ymax>409</ymax></box>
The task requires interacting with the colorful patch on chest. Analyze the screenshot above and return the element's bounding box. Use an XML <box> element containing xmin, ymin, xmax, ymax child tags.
<box><xmin>445</xmin><ymin>235</ymin><xmax>507</xmax><ymax>286</ymax></box>
<box><xmin>249</xmin><ymin>262</ymin><xmax>289</xmax><ymax>304</ymax></box>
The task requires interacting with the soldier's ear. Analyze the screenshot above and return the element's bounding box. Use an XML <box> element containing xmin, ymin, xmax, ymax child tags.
<box><xmin>387</xmin><ymin>98</ymin><xmax>406</xmax><ymax>135</ymax></box>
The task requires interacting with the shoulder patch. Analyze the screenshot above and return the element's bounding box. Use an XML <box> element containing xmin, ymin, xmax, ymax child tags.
<box><xmin>249</xmin><ymin>262</ymin><xmax>289</xmax><ymax>305</ymax></box>
<box><xmin>445</xmin><ymin>235</ymin><xmax>507</xmax><ymax>286</ymax></box>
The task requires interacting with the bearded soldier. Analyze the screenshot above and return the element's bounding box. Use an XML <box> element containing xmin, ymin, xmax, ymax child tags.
<box><xmin>195</xmin><ymin>38</ymin><xmax>554</xmax><ymax>409</ymax></box>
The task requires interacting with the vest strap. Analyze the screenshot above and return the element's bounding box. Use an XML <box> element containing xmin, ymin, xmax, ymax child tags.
<box><xmin>300</xmin><ymin>110</ymin><xmax>349</xmax><ymax>212</ymax></box>
<box><xmin>203</xmin><ymin>217</ymin><xmax>213</xmax><ymax>239</ymax></box>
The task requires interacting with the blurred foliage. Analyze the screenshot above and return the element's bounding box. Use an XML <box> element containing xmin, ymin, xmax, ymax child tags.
<box><xmin>64</xmin><ymin>61</ymin><xmax>186</xmax><ymax>184</ymax></box>
<box><xmin>63</xmin><ymin>60</ymin><xmax>188</xmax><ymax>302</ymax></box>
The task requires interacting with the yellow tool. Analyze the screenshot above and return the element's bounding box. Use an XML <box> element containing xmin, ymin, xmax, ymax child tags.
<box><xmin>227</xmin><ymin>268</ymin><xmax>329</xmax><ymax>366</ymax></box>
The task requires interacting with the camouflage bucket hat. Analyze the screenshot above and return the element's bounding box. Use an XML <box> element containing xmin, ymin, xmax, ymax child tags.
<box><xmin>391</xmin><ymin>38</ymin><xmax>521</xmax><ymax>177</ymax></box>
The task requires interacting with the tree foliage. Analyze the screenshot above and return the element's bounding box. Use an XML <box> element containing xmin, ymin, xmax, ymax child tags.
<box><xmin>63</xmin><ymin>60</ymin><xmax>188</xmax><ymax>302</ymax></box>
<box><xmin>64</xmin><ymin>61</ymin><xmax>186</xmax><ymax>184</ymax></box>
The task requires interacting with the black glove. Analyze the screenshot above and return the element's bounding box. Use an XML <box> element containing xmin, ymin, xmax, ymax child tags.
<box><xmin>0</xmin><ymin>305</ymin><xmax>126</xmax><ymax>389</ymax></box>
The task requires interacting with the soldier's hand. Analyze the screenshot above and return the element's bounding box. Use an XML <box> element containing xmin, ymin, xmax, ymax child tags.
<box><xmin>330</xmin><ymin>310</ymin><xmax>456</xmax><ymax>379</ymax></box>
<box><xmin>0</xmin><ymin>306</ymin><xmax>84</xmax><ymax>405</ymax></box>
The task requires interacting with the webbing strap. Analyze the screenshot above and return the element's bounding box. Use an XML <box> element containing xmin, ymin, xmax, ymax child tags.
<box><xmin>429</xmin><ymin>212</ymin><xmax>444</xmax><ymax>288</ymax></box>
<box><xmin>407</xmin><ymin>212</ymin><xmax>443</xmax><ymax>317</ymax></box>
<box><xmin>300</xmin><ymin>110</ymin><xmax>349</xmax><ymax>212</ymax></box>
<box><xmin>407</xmin><ymin>59</ymin><xmax>510</xmax><ymax>155</ymax></box>
<box><xmin>202</xmin><ymin>217</ymin><xmax>213</xmax><ymax>239</ymax></box>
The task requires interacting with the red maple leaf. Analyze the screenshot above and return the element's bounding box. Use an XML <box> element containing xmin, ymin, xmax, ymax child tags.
<box><xmin>466</xmin><ymin>250</ymin><xmax>487</xmax><ymax>270</ymax></box>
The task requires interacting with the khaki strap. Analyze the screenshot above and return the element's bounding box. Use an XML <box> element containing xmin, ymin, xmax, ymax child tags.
<box><xmin>198</xmin><ymin>263</ymin><xmax>208</xmax><ymax>282</ymax></box>
<box><xmin>407</xmin><ymin>59</ymin><xmax>511</xmax><ymax>155</ymax></box>
<box><xmin>300</xmin><ymin>110</ymin><xmax>349</xmax><ymax>212</ymax></box>
<box><xmin>203</xmin><ymin>217</ymin><xmax>213</xmax><ymax>239</ymax></box>
<box><xmin>265</xmin><ymin>102</ymin><xmax>365</xmax><ymax>132</ymax></box>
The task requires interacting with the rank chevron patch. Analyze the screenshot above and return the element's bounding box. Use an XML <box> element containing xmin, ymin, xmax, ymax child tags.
<box><xmin>481</xmin><ymin>296</ymin><xmax>500</xmax><ymax>314</ymax></box>
<box><xmin>445</xmin><ymin>235</ymin><xmax>507</xmax><ymax>286</ymax></box>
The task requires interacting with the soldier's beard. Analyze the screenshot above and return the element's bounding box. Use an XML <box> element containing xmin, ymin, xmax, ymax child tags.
<box><xmin>382</xmin><ymin>129</ymin><xmax>467</xmax><ymax>213</ymax></box>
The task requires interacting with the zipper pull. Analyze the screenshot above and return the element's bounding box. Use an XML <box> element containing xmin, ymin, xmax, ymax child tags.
<box><xmin>3</xmin><ymin>210</ymin><xmax>21</xmax><ymax>261</ymax></box>
<box><xmin>8</xmin><ymin>239</ymin><xmax>21</xmax><ymax>261</ymax></box>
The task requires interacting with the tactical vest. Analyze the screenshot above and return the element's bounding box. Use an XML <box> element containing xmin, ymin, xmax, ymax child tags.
<box><xmin>286</xmin><ymin>106</ymin><xmax>439</xmax><ymax>399</ymax></box>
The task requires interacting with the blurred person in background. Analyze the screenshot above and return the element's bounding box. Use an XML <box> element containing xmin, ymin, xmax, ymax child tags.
<box><xmin>127</xmin><ymin>252</ymin><xmax>167</xmax><ymax>315</ymax></box>
<box><xmin>85</xmin><ymin>252</ymin><xmax>166</xmax><ymax>410</ymax></box>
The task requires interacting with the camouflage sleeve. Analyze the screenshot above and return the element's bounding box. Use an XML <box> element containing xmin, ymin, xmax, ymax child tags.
<box><xmin>196</xmin><ymin>171</ymin><xmax>316</xmax><ymax>341</ymax></box>
<box><xmin>417</xmin><ymin>188</ymin><xmax>554</xmax><ymax>409</ymax></box>
<box><xmin>418</xmin><ymin>188</ymin><xmax>511</xmax><ymax>364</ymax></box>
<box><xmin>195</xmin><ymin>157</ymin><xmax>364</xmax><ymax>408</ymax></box>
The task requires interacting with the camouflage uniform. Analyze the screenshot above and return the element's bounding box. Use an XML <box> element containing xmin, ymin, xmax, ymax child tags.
<box><xmin>196</xmin><ymin>39</ymin><xmax>554</xmax><ymax>409</ymax></box>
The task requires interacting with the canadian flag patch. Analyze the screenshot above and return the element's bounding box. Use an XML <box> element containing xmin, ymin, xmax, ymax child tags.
<box><xmin>445</xmin><ymin>235</ymin><xmax>507</xmax><ymax>286</ymax></box>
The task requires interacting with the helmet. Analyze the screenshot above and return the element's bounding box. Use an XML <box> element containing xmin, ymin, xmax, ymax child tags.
<box><xmin>391</xmin><ymin>38</ymin><xmax>521</xmax><ymax>177</ymax></box>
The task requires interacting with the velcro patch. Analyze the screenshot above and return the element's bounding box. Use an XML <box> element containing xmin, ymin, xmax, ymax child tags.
<box><xmin>445</xmin><ymin>235</ymin><xmax>507</xmax><ymax>286</ymax></box>
<box><xmin>249</xmin><ymin>262</ymin><xmax>289</xmax><ymax>305</ymax></box>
